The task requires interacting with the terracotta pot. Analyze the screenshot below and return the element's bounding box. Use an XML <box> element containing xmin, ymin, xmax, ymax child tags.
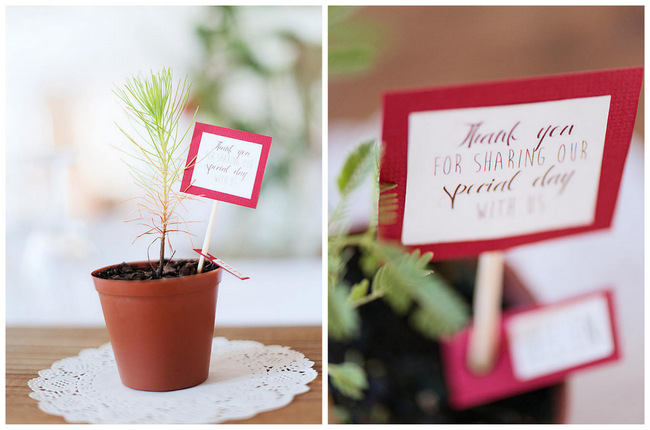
<box><xmin>91</xmin><ymin>261</ymin><xmax>222</xmax><ymax>391</ymax></box>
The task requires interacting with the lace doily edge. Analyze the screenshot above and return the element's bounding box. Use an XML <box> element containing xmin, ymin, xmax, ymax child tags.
<box><xmin>26</xmin><ymin>338</ymin><xmax>320</xmax><ymax>424</ymax></box>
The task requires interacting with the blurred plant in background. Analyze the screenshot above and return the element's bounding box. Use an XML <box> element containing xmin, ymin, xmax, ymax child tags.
<box><xmin>327</xmin><ymin>8</ymin><xmax>563</xmax><ymax>423</ymax></box>
<box><xmin>327</xmin><ymin>141</ymin><xmax>470</xmax><ymax>408</ymax></box>
<box><xmin>185</xmin><ymin>6</ymin><xmax>322</xmax><ymax>258</ymax></box>
<box><xmin>329</xmin><ymin>6</ymin><xmax>382</xmax><ymax>78</ymax></box>
<box><xmin>327</xmin><ymin>6</ymin><xmax>471</xmax><ymax>421</ymax></box>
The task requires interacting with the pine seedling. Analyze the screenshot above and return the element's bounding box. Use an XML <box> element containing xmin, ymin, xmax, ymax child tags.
<box><xmin>328</xmin><ymin>141</ymin><xmax>470</xmax><ymax>401</ymax></box>
<box><xmin>328</xmin><ymin>141</ymin><xmax>470</xmax><ymax>341</ymax></box>
<box><xmin>114</xmin><ymin>68</ymin><xmax>198</xmax><ymax>278</ymax></box>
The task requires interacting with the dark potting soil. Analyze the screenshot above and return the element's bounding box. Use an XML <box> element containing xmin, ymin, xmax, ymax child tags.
<box><xmin>329</xmin><ymin>250</ymin><xmax>559</xmax><ymax>424</ymax></box>
<box><xmin>93</xmin><ymin>259</ymin><xmax>219</xmax><ymax>281</ymax></box>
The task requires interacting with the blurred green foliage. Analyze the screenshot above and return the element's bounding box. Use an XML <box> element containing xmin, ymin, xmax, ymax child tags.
<box><xmin>328</xmin><ymin>141</ymin><xmax>470</xmax><ymax>402</ymax></box>
<box><xmin>192</xmin><ymin>6</ymin><xmax>321</xmax><ymax>187</ymax></box>
<box><xmin>326</xmin><ymin>11</ymin><xmax>469</xmax><ymax>405</ymax></box>
<box><xmin>329</xmin><ymin>6</ymin><xmax>382</xmax><ymax>77</ymax></box>
<box><xmin>329</xmin><ymin>361</ymin><xmax>369</xmax><ymax>400</ymax></box>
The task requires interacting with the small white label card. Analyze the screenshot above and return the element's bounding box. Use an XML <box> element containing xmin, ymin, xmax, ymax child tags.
<box><xmin>181</xmin><ymin>123</ymin><xmax>272</xmax><ymax>208</ymax></box>
<box><xmin>441</xmin><ymin>290</ymin><xmax>619</xmax><ymax>410</ymax></box>
<box><xmin>379</xmin><ymin>68</ymin><xmax>643</xmax><ymax>259</ymax></box>
<box><xmin>508</xmin><ymin>292</ymin><xmax>615</xmax><ymax>381</ymax></box>
<box><xmin>193</xmin><ymin>249</ymin><xmax>249</xmax><ymax>280</ymax></box>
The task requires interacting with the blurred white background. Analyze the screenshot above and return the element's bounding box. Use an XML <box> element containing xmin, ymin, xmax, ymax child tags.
<box><xmin>5</xmin><ymin>6</ymin><xmax>322</xmax><ymax>327</ymax></box>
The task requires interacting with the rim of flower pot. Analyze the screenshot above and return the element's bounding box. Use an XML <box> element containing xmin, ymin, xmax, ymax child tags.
<box><xmin>92</xmin><ymin>260</ymin><xmax>222</xmax><ymax>297</ymax></box>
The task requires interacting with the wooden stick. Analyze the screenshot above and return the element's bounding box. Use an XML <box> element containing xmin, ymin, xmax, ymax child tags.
<box><xmin>467</xmin><ymin>250</ymin><xmax>505</xmax><ymax>375</ymax></box>
<box><xmin>197</xmin><ymin>200</ymin><xmax>220</xmax><ymax>274</ymax></box>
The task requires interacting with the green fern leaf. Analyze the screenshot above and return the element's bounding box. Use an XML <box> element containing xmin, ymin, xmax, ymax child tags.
<box><xmin>372</xmin><ymin>249</ymin><xmax>469</xmax><ymax>338</ymax></box>
<box><xmin>328</xmin><ymin>284</ymin><xmax>360</xmax><ymax>341</ymax></box>
<box><xmin>329</xmin><ymin>362</ymin><xmax>368</xmax><ymax>400</ymax></box>
<box><xmin>337</xmin><ymin>140</ymin><xmax>374</xmax><ymax>196</ymax></box>
<box><xmin>329</xmin><ymin>45</ymin><xmax>376</xmax><ymax>76</ymax></box>
<box><xmin>379</xmin><ymin>183</ymin><xmax>398</xmax><ymax>192</ymax></box>
<box><xmin>372</xmin><ymin>262</ymin><xmax>412</xmax><ymax>315</ymax></box>
<box><xmin>378</xmin><ymin>190</ymin><xmax>399</xmax><ymax>226</ymax></box>
<box><xmin>408</xmin><ymin>272</ymin><xmax>470</xmax><ymax>337</ymax></box>
<box><xmin>348</xmin><ymin>279</ymin><xmax>370</xmax><ymax>302</ymax></box>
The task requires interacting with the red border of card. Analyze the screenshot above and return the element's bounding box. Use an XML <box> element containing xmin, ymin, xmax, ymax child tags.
<box><xmin>379</xmin><ymin>67</ymin><xmax>643</xmax><ymax>260</ymax></box>
<box><xmin>440</xmin><ymin>289</ymin><xmax>619</xmax><ymax>410</ymax></box>
<box><xmin>180</xmin><ymin>122</ymin><xmax>272</xmax><ymax>209</ymax></box>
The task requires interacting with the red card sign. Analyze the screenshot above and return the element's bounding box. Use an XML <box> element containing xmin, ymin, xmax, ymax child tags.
<box><xmin>379</xmin><ymin>68</ymin><xmax>642</xmax><ymax>260</ymax></box>
<box><xmin>441</xmin><ymin>290</ymin><xmax>619</xmax><ymax>410</ymax></box>
<box><xmin>180</xmin><ymin>123</ymin><xmax>272</xmax><ymax>208</ymax></box>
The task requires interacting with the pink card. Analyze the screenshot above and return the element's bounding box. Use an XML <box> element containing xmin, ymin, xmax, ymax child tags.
<box><xmin>379</xmin><ymin>68</ymin><xmax>642</xmax><ymax>259</ymax></box>
<box><xmin>441</xmin><ymin>290</ymin><xmax>619</xmax><ymax>410</ymax></box>
<box><xmin>180</xmin><ymin>123</ymin><xmax>272</xmax><ymax>208</ymax></box>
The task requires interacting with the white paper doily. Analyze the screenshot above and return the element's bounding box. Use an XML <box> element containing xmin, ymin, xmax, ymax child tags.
<box><xmin>28</xmin><ymin>337</ymin><xmax>318</xmax><ymax>424</ymax></box>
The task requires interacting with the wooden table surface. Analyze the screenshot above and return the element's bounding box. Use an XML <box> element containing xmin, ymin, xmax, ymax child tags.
<box><xmin>6</xmin><ymin>326</ymin><xmax>322</xmax><ymax>424</ymax></box>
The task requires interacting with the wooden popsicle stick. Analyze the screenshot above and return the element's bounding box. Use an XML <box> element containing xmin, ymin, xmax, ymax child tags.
<box><xmin>197</xmin><ymin>200</ymin><xmax>220</xmax><ymax>274</ymax></box>
<box><xmin>467</xmin><ymin>250</ymin><xmax>505</xmax><ymax>375</ymax></box>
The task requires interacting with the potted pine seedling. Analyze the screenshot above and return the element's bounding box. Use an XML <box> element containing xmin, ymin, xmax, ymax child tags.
<box><xmin>332</xmin><ymin>68</ymin><xmax>641</xmax><ymax>423</ymax></box>
<box><xmin>91</xmin><ymin>68</ymin><xmax>222</xmax><ymax>392</ymax></box>
<box><xmin>328</xmin><ymin>142</ymin><xmax>565</xmax><ymax>424</ymax></box>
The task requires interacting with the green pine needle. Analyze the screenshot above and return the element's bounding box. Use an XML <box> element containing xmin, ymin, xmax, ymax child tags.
<box><xmin>114</xmin><ymin>67</ymin><xmax>198</xmax><ymax>276</ymax></box>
